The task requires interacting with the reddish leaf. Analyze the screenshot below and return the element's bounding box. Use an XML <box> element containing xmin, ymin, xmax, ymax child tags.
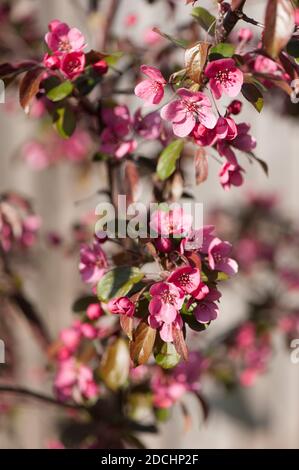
<box><xmin>19</xmin><ymin>67</ymin><xmax>44</xmax><ymax>113</ymax></box>
<box><xmin>130</xmin><ymin>320</ymin><xmax>156</xmax><ymax>365</ymax></box>
<box><xmin>120</xmin><ymin>315</ymin><xmax>133</xmax><ymax>341</ymax></box>
<box><xmin>172</xmin><ymin>327</ymin><xmax>188</xmax><ymax>361</ymax></box>
<box><xmin>0</xmin><ymin>61</ymin><xmax>37</xmax><ymax>79</ymax></box>
<box><xmin>124</xmin><ymin>160</ymin><xmax>139</xmax><ymax>205</ymax></box>
<box><xmin>194</xmin><ymin>391</ymin><xmax>209</xmax><ymax>421</ymax></box>
<box><xmin>188</xmin><ymin>252</ymin><xmax>202</xmax><ymax>271</ymax></box>
<box><xmin>263</xmin><ymin>0</ymin><xmax>294</xmax><ymax>58</ymax></box>
<box><xmin>195</xmin><ymin>148</ymin><xmax>208</xmax><ymax>185</ymax></box>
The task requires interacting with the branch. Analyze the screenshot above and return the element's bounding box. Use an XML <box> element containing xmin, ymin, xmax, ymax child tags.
<box><xmin>0</xmin><ymin>385</ymin><xmax>87</xmax><ymax>411</ymax></box>
<box><xmin>218</xmin><ymin>1</ymin><xmax>247</xmax><ymax>42</ymax></box>
<box><xmin>98</xmin><ymin>0</ymin><xmax>120</xmax><ymax>50</ymax></box>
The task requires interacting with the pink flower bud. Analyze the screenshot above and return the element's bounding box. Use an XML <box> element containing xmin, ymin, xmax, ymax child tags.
<box><xmin>237</xmin><ymin>28</ymin><xmax>253</xmax><ymax>43</ymax></box>
<box><xmin>227</xmin><ymin>100</ymin><xmax>242</xmax><ymax>115</ymax></box>
<box><xmin>86</xmin><ymin>303</ymin><xmax>103</xmax><ymax>320</ymax></box>
<box><xmin>108</xmin><ymin>297</ymin><xmax>135</xmax><ymax>317</ymax></box>
<box><xmin>154</xmin><ymin>237</ymin><xmax>173</xmax><ymax>253</ymax></box>
<box><xmin>93</xmin><ymin>59</ymin><xmax>108</xmax><ymax>75</ymax></box>
<box><xmin>43</xmin><ymin>53</ymin><xmax>60</xmax><ymax>70</ymax></box>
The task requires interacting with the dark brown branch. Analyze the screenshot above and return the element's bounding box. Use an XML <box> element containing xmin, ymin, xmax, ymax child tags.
<box><xmin>0</xmin><ymin>384</ymin><xmax>87</xmax><ymax>411</ymax></box>
<box><xmin>218</xmin><ymin>1</ymin><xmax>247</xmax><ymax>42</ymax></box>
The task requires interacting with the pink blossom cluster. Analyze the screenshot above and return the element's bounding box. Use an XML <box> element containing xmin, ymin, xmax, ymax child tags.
<box><xmin>22</xmin><ymin>128</ymin><xmax>93</xmax><ymax>170</ymax></box>
<box><xmin>107</xmin><ymin>208</ymin><xmax>238</xmax><ymax>343</ymax></box>
<box><xmin>134</xmin><ymin>58</ymin><xmax>257</xmax><ymax>189</ymax></box>
<box><xmin>99</xmin><ymin>104</ymin><xmax>167</xmax><ymax>159</ymax></box>
<box><xmin>0</xmin><ymin>193</ymin><xmax>41</xmax><ymax>252</ymax></box>
<box><xmin>228</xmin><ymin>322</ymin><xmax>271</xmax><ymax>387</ymax></box>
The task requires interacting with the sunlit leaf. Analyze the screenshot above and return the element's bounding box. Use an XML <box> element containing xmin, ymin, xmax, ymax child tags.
<box><xmin>263</xmin><ymin>0</ymin><xmax>294</xmax><ymax>58</ymax></box>
<box><xmin>100</xmin><ymin>338</ymin><xmax>130</xmax><ymax>391</ymax></box>
<box><xmin>191</xmin><ymin>7</ymin><xmax>216</xmax><ymax>35</ymax></box>
<box><xmin>185</xmin><ymin>42</ymin><xmax>210</xmax><ymax>84</ymax></box>
<box><xmin>19</xmin><ymin>67</ymin><xmax>44</xmax><ymax>112</ymax></box>
<box><xmin>157</xmin><ymin>139</ymin><xmax>184</xmax><ymax>181</ymax></box>
<box><xmin>97</xmin><ymin>267</ymin><xmax>144</xmax><ymax>302</ymax></box>
<box><xmin>154</xmin><ymin>341</ymin><xmax>180</xmax><ymax>369</ymax></box>
<box><xmin>194</xmin><ymin>148</ymin><xmax>208</xmax><ymax>184</ymax></box>
<box><xmin>53</xmin><ymin>105</ymin><xmax>76</xmax><ymax>139</ymax></box>
<box><xmin>47</xmin><ymin>80</ymin><xmax>74</xmax><ymax>102</ymax></box>
<box><xmin>130</xmin><ymin>320</ymin><xmax>156</xmax><ymax>365</ymax></box>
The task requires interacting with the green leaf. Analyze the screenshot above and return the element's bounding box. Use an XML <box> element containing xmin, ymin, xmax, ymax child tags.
<box><xmin>72</xmin><ymin>295</ymin><xmax>98</xmax><ymax>313</ymax></box>
<box><xmin>53</xmin><ymin>105</ymin><xmax>76</xmax><ymax>139</ymax></box>
<box><xmin>104</xmin><ymin>51</ymin><xmax>123</xmax><ymax>66</ymax></box>
<box><xmin>155</xmin><ymin>342</ymin><xmax>180</xmax><ymax>369</ymax></box>
<box><xmin>152</xmin><ymin>27</ymin><xmax>188</xmax><ymax>49</ymax></box>
<box><xmin>100</xmin><ymin>338</ymin><xmax>130</xmax><ymax>391</ymax></box>
<box><xmin>157</xmin><ymin>139</ymin><xmax>184</xmax><ymax>181</ymax></box>
<box><xmin>249</xmin><ymin>153</ymin><xmax>269</xmax><ymax>176</ymax></box>
<box><xmin>191</xmin><ymin>7</ymin><xmax>216</xmax><ymax>35</ymax></box>
<box><xmin>287</xmin><ymin>40</ymin><xmax>299</xmax><ymax>61</ymax></box>
<box><xmin>97</xmin><ymin>267</ymin><xmax>144</xmax><ymax>302</ymax></box>
<box><xmin>209</xmin><ymin>43</ymin><xmax>235</xmax><ymax>60</ymax></box>
<box><xmin>47</xmin><ymin>80</ymin><xmax>73</xmax><ymax>102</ymax></box>
<box><xmin>241</xmin><ymin>83</ymin><xmax>264</xmax><ymax>113</ymax></box>
<box><xmin>216</xmin><ymin>271</ymin><xmax>229</xmax><ymax>281</ymax></box>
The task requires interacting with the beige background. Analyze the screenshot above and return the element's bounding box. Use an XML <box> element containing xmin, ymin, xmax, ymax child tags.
<box><xmin>0</xmin><ymin>0</ymin><xmax>299</xmax><ymax>448</ymax></box>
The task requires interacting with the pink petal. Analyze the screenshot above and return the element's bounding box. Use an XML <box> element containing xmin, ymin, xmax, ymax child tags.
<box><xmin>172</xmin><ymin>113</ymin><xmax>195</xmax><ymax>137</ymax></box>
<box><xmin>160</xmin><ymin>100</ymin><xmax>185</xmax><ymax>121</ymax></box>
<box><xmin>140</xmin><ymin>65</ymin><xmax>166</xmax><ymax>84</ymax></box>
<box><xmin>160</xmin><ymin>323</ymin><xmax>173</xmax><ymax>342</ymax></box>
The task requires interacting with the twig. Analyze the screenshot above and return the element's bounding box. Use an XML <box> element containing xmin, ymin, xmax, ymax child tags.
<box><xmin>0</xmin><ymin>385</ymin><xmax>87</xmax><ymax>411</ymax></box>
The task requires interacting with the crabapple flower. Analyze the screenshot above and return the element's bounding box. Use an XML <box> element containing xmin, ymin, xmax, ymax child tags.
<box><xmin>150</xmin><ymin>207</ymin><xmax>193</xmax><ymax>237</ymax></box>
<box><xmin>237</xmin><ymin>28</ymin><xmax>253</xmax><ymax>42</ymax></box>
<box><xmin>54</xmin><ymin>358</ymin><xmax>99</xmax><ymax>401</ymax></box>
<box><xmin>92</xmin><ymin>59</ymin><xmax>108</xmax><ymax>75</ymax></box>
<box><xmin>100</xmin><ymin>128</ymin><xmax>137</xmax><ymax>159</ymax></box>
<box><xmin>108</xmin><ymin>297</ymin><xmax>135</xmax><ymax>317</ymax></box>
<box><xmin>160</xmin><ymin>88</ymin><xmax>216</xmax><ymax>137</ymax></box>
<box><xmin>134</xmin><ymin>65</ymin><xmax>166</xmax><ymax>105</ymax></box>
<box><xmin>154</xmin><ymin>237</ymin><xmax>174</xmax><ymax>253</ymax></box>
<box><xmin>133</xmin><ymin>109</ymin><xmax>162</xmax><ymax>140</ymax></box>
<box><xmin>217</xmin><ymin>122</ymin><xmax>256</xmax><ymax>164</ymax></box>
<box><xmin>148</xmin><ymin>282</ymin><xmax>184</xmax><ymax>342</ymax></box>
<box><xmin>167</xmin><ymin>266</ymin><xmax>201</xmax><ymax>295</ymax></box>
<box><xmin>45</xmin><ymin>20</ymin><xmax>85</xmax><ymax>54</ymax></box>
<box><xmin>205</xmin><ymin>58</ymin><xmax>243</xmax><ymax>99</ymax></box>
<box><xmin>60</xmin><ymin>51</ymin><xmax>85</xmax><ymax>79</ymax></box>
<box><xmin>100</xmin><ymin>105</ymin><xmax>137</xmax><ymax>158</ymax></box>
<box><xmin>219</xmin><ymin>162</ymin><xmax>244</xmax><ymax>190</ymax></box>
<box><xmin>193</xmin><ymin>288</ymin><xmax>221</xmax><ymax>323</ymax></box>
<box><xmin>79</xmin><ymin>240</ymin><xmax>107</xmax><ymax>285</ymax></box>
<box><xmin>208</xmin><ymin>237</ymin><xmax>238</xmax><ymax>275</ymax></box>
<box><xmin>43</xmin><ymin>53</ymin><xmax>60</xmax><ymax>70</ymax></box>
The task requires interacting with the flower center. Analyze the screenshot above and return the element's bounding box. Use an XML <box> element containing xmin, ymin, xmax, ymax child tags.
<box><xmin>67</xmin><ymin>59</ymin><xmax>80</xmax><ymax>71</ymax></box>
<box><xmin>215</xmin><ymin>68</ymin><xmax>235</xmax><ymax>85</ymax></box>
<box><xmin>161</xmin><ymin>290</ymin><xmax>176</xmax><ymax>304</ymax></box>
<box><xmin>58</xmin><ymin>39</ymin><xmax>71</xmax><ymax>52</ymax></box>
<box><xmin>178</xmin><ymin>273</ymin><xmax>192</xmax><ymax>287</ymax></box>
<box><xmin>182</xmin><ymin>99</ymin><xmax>198</xmax><ymax>115</ymax></box>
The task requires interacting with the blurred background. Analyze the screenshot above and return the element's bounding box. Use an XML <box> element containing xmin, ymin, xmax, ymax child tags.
<box><xmin>0</xmin><ymin>0</ymin><xmax>299</xmax><ymax>448</ymax></box>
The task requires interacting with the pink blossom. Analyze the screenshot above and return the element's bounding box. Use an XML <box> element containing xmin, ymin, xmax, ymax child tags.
<box><xmin>93</xmin><ymin>59</ymin><xmax>108</xmax><ymax>75</ymax></box>
<box><xmin>43</xmin><ymin>53</ymin><xmax>60</xmax><ymax>70</ymax></box>
<box><xmin>154</xmin><ymin>237</ymin><xmax>174</xmax><ymax>253</ymax></box>
<box><xmin>168</xmin><ymin>266</ymin><xmax>201</xmax><ymax>295</ymax></box>
<box><xmin>79</xmin><ymin>240</ymin><xmax>107</xmax><ymax>285</ymax></box>
<box><xmin>60</xmin><ymin>51</ymin><xmax>85</xmax><ymax>79</ymax></box>
<box><xmin>180</xmin><ymin>225</ymin><xmax>216</xmax><ymax>254</ymax></box>
<box><xmin>237</xmin><ymin>28</ymin><xmax>253</xmax><ymax>42</ymax></box>
<box><xmin>22</xmin><ymin>141</ymin><xmax>51</xmax><ymax>170</ymax></box>
<box><xmin>100</xmin><ymin>128</ymin><xmax>137</xmax><ymax>159</ymax></box>
<box><xmin>100</xmin><ymin>105</ymin><xmax>137</xmax><ymax>158</ymax></box>
<box><xmin>151</xmin><ymin>371</ymin><xmax>187</xmax><ymax>408</ymax></box>
<box><xmin>108</xmin><ymin>297</ymin><xmax>135</xmax><ymax>317</ymax></box>
<box><xmin>217</xmin><ymin>122</ymin><xmax>256</xmax><ymax>163</ymax></box>
<box><xmin>193</xmin><ymin>116</ymin><xmax>237</xmax><ymax>147</ymax></box>
<box><xmin>194</xmin><ymin>299</ymin><xmax>218</xmax><ymax>323</ymax></box>
<box><xmin>80</xmin><ymin>322</ymin><xmax>98</xmax><ymax>339</ymax></box>
<box><xmin>135</xmin><ymin>65</ymin><xmax>166</xmax><ymax>105</ymax></box>
<box><xmin>253</xmin><ymin>55</ymin><xmax>278</xmax><ymax>75</ymax></box>
<box><xmin>45</xmin><ymin>20</ymin><xmax>85</xmax><ymax>54</ymax></box>
<box><xmin>58</xmin><ymin>129</ymin><xmax>91</xmax><ymax>162</ymax></box>
<box><xmin>150</xmin><ymin>207</ymin><xmax>193</xmax><ymax>237</ymax></box>
<box><xmin>60</xmin><ymin>325</ymin><xmax>81</xmax><ymax>352</ymax></box>
<box><xmin>124</xmin><ymin>13</ymin><xmax>138</xmax><ymax>27</ymax></box>
<box><xmin>205</xmin><ymin>58</ymin><xmax>243</xmax><ymax>99</ymax></box>
<box><xmin>219</xmin><ymin>162</ymin><xmax>244</xmax><ymax>190</ymax></box>
<box><xmin>55</xmin><ymin>358</ymin><xmax>99</xmax><ymax>402</ymax></box>
<box><xmin>143</xmin><ymin>28</ymin><xmax>163</xmax><ymax>46</ymax></box>
<box><xmin>86</xmin><ymin>303</ymin><xmax>103</xmax><ymax>320</ymax></box>
<box><xmin>133</xmin><ymin>109</ymin><xmax>162</xmax><ymax>140</ymax></box>
<box><xmin>161</xmin><ymin>88</ymin><xmax>216</xmax><ymax>137</ymax></box>
<box><xmin>208</xmin><ymin>237</ymin><xmax>238</xmax><ymax>275</ymax></box>
<box><xmin>295</xmin><ymin>8</ymin><xmax>299</xmax><ymax>26</ymax></box>
<box><xmin>149</xmin><ymin>282</ymin><xmax>184</xmax><ymax>341</ymax></box>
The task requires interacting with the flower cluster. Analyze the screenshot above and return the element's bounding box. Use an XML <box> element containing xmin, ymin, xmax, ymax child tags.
<box><xmin>0</xmin><ymin>192</ymin><xmax>41</xmax><ymax>252</ymax></box>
